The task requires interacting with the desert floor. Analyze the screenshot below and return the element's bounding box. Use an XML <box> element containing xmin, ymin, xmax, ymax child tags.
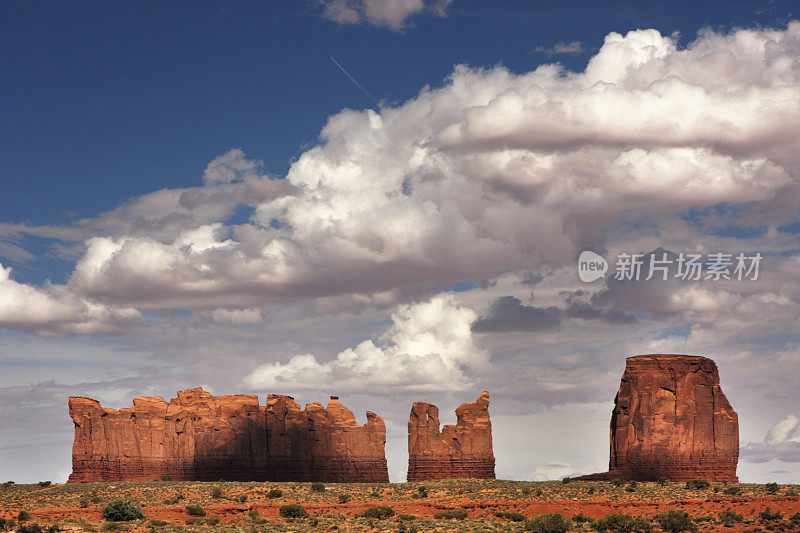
<box><xmin>1</xmin><ymin>478</ymin><xmax>798</xmax><ymax>532</ymax></box>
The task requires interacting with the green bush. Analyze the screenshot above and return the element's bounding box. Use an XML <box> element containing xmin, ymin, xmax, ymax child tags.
<box><xmin>434</xmin><ymin>508</ymin><xmax>468</xmax><ymax>520</ymax></box>
<box><xmin>526</xmin><ymin>513</ymin><xmax>571</xmax><ymax>533</ymax></box>
<box><xmin>0</xmin><ymin>518</ymin><xmax>13</xmax><ymax>531</ymax></box>
<box><xmin>37</xmin><ymin>481</ymin><xmax>52</xmax><ymax>488</ymax></box>
<box><xmin>685</xmin><ymin>479</ymin><xmax>710</xmax><ymax>490</ymax></box>
<box><xmin>337</xmin><ymin>494</ymin><xmax>351</xmax><ymax>503</ymax></box>
<box><xmin>184</xmin><ymin>505</ymin><xmax>205</xmax><ymax>517</ymax></box>
<box><xmin>237</xmin><ymin>494</ymin><xmax>247</xmax><ymax>503</ymax></box>
<box><xmin>210</xmin><ymin>487</ymin><xmax>223</xmax><ymax>499</ymax></box>
<box><xmin>562</xmin><ymin>477</ymin><xmax>572</xmax><ymax>484</ymax></box>
<box><xmin>572</xmin><ymin>513</ymin><xmax>592</xmax><ymax>524</ymax></box>
<box><xmin>656</xmin><ymin>477</ymin><xmax>669</xmax><ymax>486</ymax></box>
<box><xmin>655</xmin><ymin>510</ymin><xmax>696</xmax><ymax>533</ymax></box>
<box><xmin>591</xmin><ymin>513</ymin><xmax>651</xmax><ymax>533</ymax></box>
<box><xmin>147</xmin><ymin>520</ymin><xmax>168</xmax><ymax>527</ymax></box>
<box><xmin>279</xmin><ymin>504</ymin><xmax>308</xmax><ymax>518</ymax></box>
<box><xmin>723</xmin><ymin>485</ymin><xmax>741</xmax><ymax>495</ymax></box>
<box><xmin>359</xmin><ymin>506</ymin><xmax>395</xmax><ymax>519</ymax></box>
<box><xmin>102</xmin><ymin>500</ymin><xmax>144</xmax><ymax>522</ymax></box>
<box><xmin>765</xmin><ymin>482</ymin><xmax>780</xmax><ymax>494</ymax></box>
<box><xmin>611</xmin><ymin>478</ymin><xmax>626</xmax><ymax>487</ymax></box>
<box><xmin>398</xmin><ymin>514</ymin><xmax>416</xmax><ymax>521</ymax></box>
<box><xmin>17</xmin><ymin>512</ymin><xmax>31</xmax><ymax>522</ymax></box>
<box><xmin>625</xmin><ymin>481</ymin><xmax>638</xmax><ymax>492</ymax></box>
<box><xmin>495</xmin><ymin>511</ymin><xmax>525</xmax><ymax>522</ymax></box>
<box><xmin>759</xmin><ymin>507</ymin><xmax>782</xmax><ymax>521</ymax></box>
<box><xmin>18</xmin><ymin>525</ymin><xmax>42</xmax><ymax>533</ymax></box>
<box><xmin>267</xmin><ymin>488</ymin><xmax>283</xmax><ymax>498</ymax></box>
<box><xmin>310</xmin><ymin>482</ymin><xmax>326</xmax><ymax>492</ymax></box>
<box><xmin>718</xmin><ymin>510</ymin><xmax>743</xmax><ymax>525</ymax></box>
<box><xmin>204</xmin><ymin>517</ymin><xmax>219</xmax><ymax>526</ymax></box>
<box><xmin>789</xmin><ymin>512</ymin><xmax>800</xmax><ymax>524</ymax></box>
<box><xmin>159</xmin><ymin>475</ymin><xmax>171</xmax><ymax>481</ymax></box>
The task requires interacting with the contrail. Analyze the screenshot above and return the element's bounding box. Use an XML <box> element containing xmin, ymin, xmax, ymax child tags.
<box><xmin>329</xmin><ymin>55</ymin><xmax>378</xmax><ymax>106</ymax></box>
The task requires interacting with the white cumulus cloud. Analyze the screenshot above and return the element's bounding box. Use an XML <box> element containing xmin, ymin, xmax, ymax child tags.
<box><xmin>244</xmin><ymin>293</ymin><xmax>486</xmax><ymax>392</ymax></box>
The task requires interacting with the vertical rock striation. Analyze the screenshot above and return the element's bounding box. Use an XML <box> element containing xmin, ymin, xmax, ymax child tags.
<box><xmin>577</xmin><ymin>354</ymin><xmax>739</xmax><ymax>482</ymax></box>
<box><xmin>407</xmin><ymin>391</ymin><xmax>495</xmax><ymax>481</ymax></box>
<box><xmin>68</xmin><ymin>388</ymin><xmax>388</xmax><ymax>482</ymax></box>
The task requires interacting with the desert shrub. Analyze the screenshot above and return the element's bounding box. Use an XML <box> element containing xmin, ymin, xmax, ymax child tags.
<box><xmin>591</xmin><ymin>513</ymin><xmax>651</xmax><ymax>533</ymax></box>
<box><xmin>159</xmin><ymin>475</ymin><xmax>171</xmax><ymax>481</ymax></box>
<box><xmin>337</xmin><ymin>494</ymin><xmax>351</xmax><ymax>503</ymax></box>
<box><xmin>495</xmin><ymin>511</ymin><xmax>525</xmax><ymax>522</ymax></box>
<box><xmin>765</xmin><ymin>482</ymin><xmax>780</xmax><ymax>494</ymax></box>
<box><xmin>526</xmin><ymin>513</ymin><xmax>571</xmax><ymax>533</ymax></box>
<box><xmin>267</xmin><ymin>488</ymin><xmax>283</xmax><ymax>498</ymax></box>
<box><xmin>204</xmin><ymin>517</ymin><xmax>219</xmax><ymax>526</ymax></box>
<box><xmin>656</xmin><ymin>477</ymin><xmax>669</xmax><ymax>486</ymax></box>
<box><xmin>369</xmin><ymin>490</ymin><xmax>380</xmax><ymax>498</ymax></box>
<box><xmin>102</xmin><ymin>500</ymin><xmax>143</xmax><ymax>522</ymax></box>
<box><xmin>786</xmin><ymin>488</ymin><xmax>799</xmax><ymax>498</ymax></box>
<box><xmin>237</xmin><ymin>494</ymin><xmax>247</xmax><ymax>503</ymax></box>
<box><xmin>37</xmin><ymin>482</ymin><xmax>51</xmax><ymax>488</ymax></box>
<box><xmin>0</xmin><ymin>518</ymin><xmax>11</xmax><ymax>531</ymax></box>
<box><xmin>210</xmin><ymin>487</ymin><xmax>223</xmax><ymax>499</ymax></box>
<box><xmin>18</xmin><ymin>525</ymin><xmax>42</xmax><ymax>533</ymax></box>
<box><xmin>723</xmin><ymin>485</ymin><xmax>742</xmax><ymax>495</ymax></box>
<box><xmin>760</xmin><ymin>507</ymin><xmax>783</xmax><ymax>521</ymax></box>
<box><xmin>45</xmin><ymin>524</ymin><xmax>61</xmax><ymax>533</ymax></box>
<box><xmin>398</xmin><ymin>514</ymin><xmax>416</xmax><ymax>521</ymax></box>
<box><xmin>572</xmin><ymin>513</ymin><xmax>592</xmax><ymax>524</ymax></box>
<box><xmin>685</xmin><ymin>479</ymin><xmax>710</xmax><ymax>490</ymax></box>
<box><xmin>789</xmin><ymin>512</ymin><xmax>800</xmax><ymax>524</ymax></box>
<box><xmin>625</xmin><ymin>481</ymin><xmax>638</xmax><ymax>492</ymax></box>
<box><xmin>184</xmin><ymin>505</ymin><xmax>205</xmax><ymax>517</ymax></box>
<box><xmin>522</xmin><ymin>487</ymin><xmax>533</xmax><ymax>495</ymax></box>
<box><xmin>434</xmin><ymin>508</ymin><xmax>468</xmax><ymax>520</ymax></box>
<box><xmin>279</xmin><ymin>504</ymin><xmax>308</xmax><ymax>518</ymax></box>
<box><xmin>359</xmin><ymin>506</ymin><xmax>395</xmax><ymax>519</ymax></box>
<box><xmin>611</xmin><ymin>478</ymin><xmax>626</xmax><ymax>487</ymax></box>
<box><xmin>78</xmin><ymin>498</ymin><xmax>90</xmax><ymax>508</ymax></box>
<box><xmin>415</xmin><ymin>485</ymin><xmax>428</xmax><ymax>498</ymax></box>
<box><xmin>310</xmin><ymin>482</ymin><xmax>326</xmax><ymax>492</ymax></box>
<box><xmin>147</xmin><ymin>520</ymin><xmax>168</xmax><ymax>527</ymax></box>
<box><xmin>562</xmin><ymin>477</ymin><xmax>572</xmax><ymax>484</ymax></box>
<box><xmin>17</xmin><ymin>512</ymin><xmax>31</xmax><ymax>522</ymax></box>
<box><xmin>718</xmin><ymin>510</ymin><xmax>743</xmax><ymax>525</ymax></box>
<box><xmin>655</xmin><ymin>510</ymin><xmax>696</xmax><ymax>533</ymax></box>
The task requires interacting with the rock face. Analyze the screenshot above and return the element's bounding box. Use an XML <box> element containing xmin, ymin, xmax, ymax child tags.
<box><xmin>578</xmin><ymin>354</ymin><xmax>738</xmax><ymax>482</ymax></box>
<box><xmin>68</xmin><ymin>388</ymin><xmax>388</xmax><ymax>482</ymax></box>
<box><xmin>407</xmin><ymin>391</ymin><xmax>495</xmax><ymax>481</ymax></box>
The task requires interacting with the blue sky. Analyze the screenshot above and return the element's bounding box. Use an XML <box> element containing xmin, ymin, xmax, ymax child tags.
<box><xmin>1</xmin><ymin>0</ymin><xmax>800</xmax><ymax>484</ymax></box>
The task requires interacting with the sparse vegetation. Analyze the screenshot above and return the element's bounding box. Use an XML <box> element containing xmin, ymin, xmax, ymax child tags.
<box><xmin>655</xmin><ymin>510</ymin><xmax>696</xmax><ymax>533</ymax></box>
<box><xmin>310</xmin><ymin>482</ymin><xmax>326</xmax><ymax>492</ymax></box>
<box><xmin>766</xmin><ymin>482</ymin><xmax>780</xmax><ymax>494</ymax></box>
<box><xmin>495</xmin><ymin>511</ymin><xmax>525</xmax><ymax>521</ymax></box>
<box><xmin>718</xmin><ymin>509</ymin><xmax>744</xmax><ymax>525</ymax></box>
<box><xmin>591</xmin><ymin>513</ymin><xmax>651</xmax><ymax>533</ymax></box>
<box><xmin>210</xmin><ymin>486</ymin><xmax>223</xmax><ymax>498</ymax></box>
<box><xmin>279</xmin><ymin>503</ymin><xmax>309</xmax><ymax>518</ymax></box>
<box><xmin>102</xmin><ymin>500</ymin><xmax>144</xmax><ymax>522</ymax></box>
<box><xmin>611</xmin><ymin>477</ymin><xmax>626</xmax><ymax>487</ymax></box>
<box><xmin>685</xmin><ymin>479</ymin><xmax>710</xmax><ymax>490</ymax></box>
<box><xmin>184</xmin><ymin>505</ymin><xmax>205</xmax><ymax>517</ymax></box>
<box><xmin>434</xmin><ymin>508</ymin><xmax>468</xmax><ymax>520</ymax></box>
<box><xmin>359</xmin><ymin>506</ymin><xmax>395</xmax><ymax>519</ymax></box>
<box><xmin>526</xmin><ymin>513</ymin><xmax>571</xmax><ymax>533</ymax></box>
<box><xmin>266</xmin><ymin>488</ymin><xmax>283</xmax><ymax>498</ymax></box>
<box><xmin>17</xmin><ymin>511</ymin><xmax>31</xmax><ymax>522</ymax></box>
<box><xmin>760</xmin><ymin>507</ymin><xmax>783</xmax><ymax>521</ymax></box>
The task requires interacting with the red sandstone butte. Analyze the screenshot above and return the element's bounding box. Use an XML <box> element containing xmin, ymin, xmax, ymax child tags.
<box><xmin>577</xmin><ymin>354</ymin><xmax>739</xmax><ymax>482</ymax></box>
<box><xmin>68</xmin><ymin>388</ymin><xmax>388</xmax><ymax>482</ymax></box>
<box><xmin>407</xmin><ymin>391</ymin><xmax>495</xmax><ymax>481</ymax></box>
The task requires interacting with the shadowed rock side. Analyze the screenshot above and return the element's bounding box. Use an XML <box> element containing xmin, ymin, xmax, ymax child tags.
<box><xmin>68</xmin><ymin>388</ymin><xmax>388</xmax><ymax>482</ymax></box>
<box><xmin>577</xmin><ymin>354</ymin><xmax>739</xmax><ymax>482</ymax></box>
<box><xmin>407</xmin><ymin>391</ymin><xmax>495</xmax><ymax>481</ymax></box>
